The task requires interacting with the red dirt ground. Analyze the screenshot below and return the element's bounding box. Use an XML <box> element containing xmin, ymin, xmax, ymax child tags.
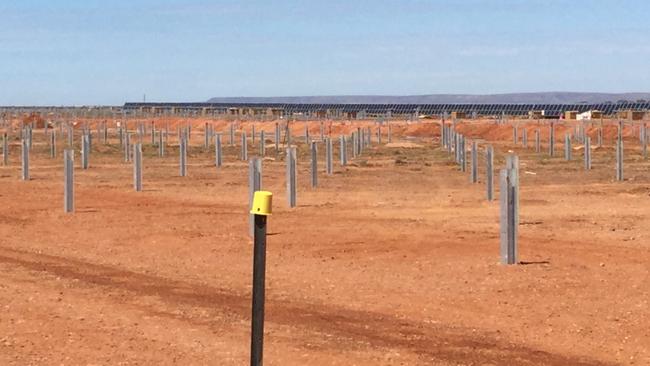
<box><xmin>0</xmin><ymin>118</ymin><xmax>648</xmax><ymax>365</ymax></box>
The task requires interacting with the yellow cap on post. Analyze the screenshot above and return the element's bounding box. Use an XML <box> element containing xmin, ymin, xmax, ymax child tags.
<box><xmin>250</xmin><ymin>191</ymin><xmax>273</xmax><ymax>216</ymax></box>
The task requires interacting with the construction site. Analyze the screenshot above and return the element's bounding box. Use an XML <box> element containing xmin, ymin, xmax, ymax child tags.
<box><xmin>0</xmin><ymin>108</ymin><xmax>648</xmax><ymax>365</ymax></box>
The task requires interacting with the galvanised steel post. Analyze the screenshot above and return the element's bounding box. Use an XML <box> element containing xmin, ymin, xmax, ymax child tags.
<box><xmin>21</xmin><ymin>138</ymin><xmax>29</xmax><ymax>180</ymax></box>
<box><xmin>180</xmin><ymin>131</ymin><xmax>187</xmax><ymax>177</ymax></box>
<box><xmin>260</xmin><ymin>130</ymin><xmax>265</xmax><ymax>157</ymax></box>
<box><xmin>215</xmin><ymin>133</ymin><xmax>222</xmax><ymax>168</ymax></box>
<box><xmin>133</xmin><ymin>143</ymin><xmax>143</xmax><ymax>192</ymax></box>
<box><xmin>50</xmin><ymin>130</ymin><xmax>56</xmax><ymax>158</ymax></box>
<box><xmin>326</xmin><ymin>137</ymin><xmax>333</xmax><ymax>175</ymax></box>
<box><xmin>64</xmin><ymin>149</ymin><xmax>74</xmax><ymax>213</ymax></box>
<box><xmin>616</xmin><ymin>121</ymin><xmax>624</xmax><ymax>181</ymax></box>
<box><xmin>486</xmin><ymin>145</ymin><xmax>494</xmax><ymax>201</ymax></box>
<box><xmin>124</xmin><ymin>132</ymin><xmax>131</xmax><ymax>163</ymax></box>
<box><xmin>340</xmin><ymin>135</ymin><xmax>347</xmax><ymax>166</ymax></box>
<box><xmin>286</xmin><ymin>147</ymin><xmax>297</xmax><ymax>208</ymax></box>
<box><xmin>549</xmin><ymin>122</ymin><xmax>555</xmax><ymax>157</ymax></box>
<box><xmin>585</xmin><ymin>136</ymin><xmax>592</xmax><ymax>170</ymax></box>
<box><xmin>2</xmin><ymin>133</ymin><xmax>8</xmax><ymax>166</ymax></box>
<box><xmin>81</xmin><ymin>133</ymin><xmax>90</xmax><ymax>169</ymax></box>
<box><xmin>310</xmin><ymin>141</ymin><xmax>318</xmax><ymax>188</ymax></box>
<box><xmin>242</xmin><ymin>131</ymin><xmax>248</xmax><ymax>161</ymax></box>
<box><xmin>500</xmin><ymin>166</ymin><xmax>518</xmax><ymax>265</ymax></box>
<box><xmin>642</xmin><ymin>123</ymin><xmax>647</xmax><ymax>159</ymax></box>
<box><xmin>159</xmin><ymin>130</ymin><xmax>165</xmax><ymax>157</ymax></box>
<box><xmin>470</xmin><ymin>140</ymin><xmax>478</xmax><ymax>183</ymax></box>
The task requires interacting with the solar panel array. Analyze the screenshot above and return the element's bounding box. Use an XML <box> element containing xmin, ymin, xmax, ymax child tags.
<box><xmin>123</xmin><ymin>101</ymin><xmax>650</xmax><ymax>117</ymax></box>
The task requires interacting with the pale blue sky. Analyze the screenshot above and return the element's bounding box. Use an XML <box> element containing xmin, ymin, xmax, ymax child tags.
<box><xmin>1</xmin><ymin>0</ymin><xmax>649</xmax><ymax>105</ymax></box>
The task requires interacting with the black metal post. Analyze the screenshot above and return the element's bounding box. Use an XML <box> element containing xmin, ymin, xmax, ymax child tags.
<box><xmin>251</xmin><ymin>214</ymin><xmax>267</xmax><ymax>366</ymax></box>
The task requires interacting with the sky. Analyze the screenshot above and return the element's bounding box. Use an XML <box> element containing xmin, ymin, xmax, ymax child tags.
<box><xmin>1</xmin><ymin>0</ymin><xmax>649</xmax><ymax>105</ymax></box>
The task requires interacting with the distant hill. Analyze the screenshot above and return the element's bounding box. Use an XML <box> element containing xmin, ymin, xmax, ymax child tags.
<box><xmin>207</xmin><ymin>92</ymin><xmax>650</xmax><ymax>104</ymax></box>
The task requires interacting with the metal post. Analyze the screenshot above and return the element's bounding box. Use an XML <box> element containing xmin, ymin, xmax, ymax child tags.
<box><xmin>597</xmin><ymin>127</ymin><xmax>603</xmax><ymax>148</ymax></box>
<box><xmin>230</xmin><ymin>123</ymin><xmax>235</xmax><ymax>146</ymax></box>
<box><xmin>50</xmin><ymin>131</ymin><xmax>56</xmax><ymax>158</ymax></box>
<box><xmin>340</xmin><ymin>135</ymin><xmax>347</xmax><ymax>166</ymax></box>
<box><xmin>2</xmin><ymin>133</ymin><xmax>7</xmax><ymax>166</ymax></box>
<box><xmin>274</xmin><ymin>122</ymin><xmax>280</xmax><ymax>152</ymax></box>
<box><xmin>81</xmin><ymin>133</ymin><xmax>90</xmax><ymax>169</ymax></box>
<box><xmin>535</xmin><ymin>129</ymin><xmax>540</xmax><ymax>153</ymax></box>
<box><xmin>310</xmin><ymin>141</ymin><xmax>318</xmax><ymax>188</ymax></box>
<box><xmin>260</xmin><ymin>130</ymin><xmax>265</xmax><ymax>156</ymax></box>
<box><xmin>522</xmin><ymin>129</ymin><xmax>528</xmax><ymax>148</ymax></box>
<box><xmin>440</xmin><ymin>123</ymin><xmax>446</xmax><ymax>148</ymax></box>
<box><xmin>137</xmin><ymin>122</ymin><xmax>143</xmax><ymax>143</ymax></box>
<box><xmin>119</xmin><ymin>124</ymin><xmax>123</xmax><ymax>147</ymax></box>
<box><xmin>616</xmin><ymin>121</ymin><xmax>624</xmax><ymax>181</ymax></box>
<box><xmin>215</xmin><ymin>133</ymin><xmax>223</xmax><ymax>168</ymax></box>
<box><xmin>204</xmin><ymin>122</ymin><xmax>210</xmax><ymax>149</ymax></box>
<box><xmin>241</xmin><ymin>131</ymin><xmax>248</xmax><ymax>161</ymax></box>
<box><xmin>159</xmin><ymin>130</ymin><xmax>165</xmax><ymax>157</ymax></box>
<box><xmin>250</xmin><ymin>212</ymin><xmax>268</xmax><ymax>366</ymax></box>
<box><xmin>357</xmin><ymin>127</ymin><xmax>362</xmax><ymax>155</ymax></box>
<box><xmin>252</xmin><ymin>125</ymin><xmax>256</xmax><ymax>145</ymax></box>
<box><xmin>470</xmin><ymin>140</ymin><xmax>478</xmax><ymax>183</ymax></box>
<box><xmin>486</xmin><ymin>145</ymin><xmax>494</xmax><ymax>201</ymax></box>
<box><xmin>286</xmin><ymin>147</ymin><xmax>297</xmax><ymax>208</ymax></box>
<box><xmin>642</xmin><ymin>123</ymin><xmax>647</xmax><ymax>159</ymax></box>
<box><xmin>326</xmin><ymin>137</ymin><xmax>333</xmax><ymax>175</ymax></box>
<box><xmin>460</xmin><ymin>135</ymin><xmax>466</xmax><ymax>172</ymax></box>
<box><xmin>249</xmin><ymin>158</ymin><xmax>262</xmax><ymax>237</ymax></box>
<box><xmin>103</xmin><ymin>121</ymin><xmax>108</xmax><ymax>144</ymax></box>
<box><xmin>152</xmin><ymin>122</ymin><xmax>156</xmax><ymax>146</ymax></box>
<box><xmin>180</xmin><ymin>131</ymin><xmax>187</xmax><ymax>177</ymax></box>
<box><xmin>64</xmin><ymin>149</ymin><xmax>74</xmax><ymax>213</ymax></box>
<box><xmin>21</xmin><ymin>138</ymin><xmax>29</xmax><ymax>180</ymax></box>
<box><xmin>305</xmin><ymin>124</ymin><xmax>309</xmax><ymax>144</ymax></box>
<box><xmin>124</xmin><ymin>132</ymin><xmax>131</xmax><ymax>162</ymax></box>
<box><xmin>506</xmin><ymin>154</ymin><xmax>520</xmax><ymax>220</ymax></box>
<box><xmin>585</xmin><ymin>136</ymin><xmax>592</xmax><ymax>170</ymax></box>
<box><xmin>513</xmin><ymin>126</ymin><xmax>518</xmax><ymax>144</ymax></box>
<box><xmin>549</xmin><ymin>122</ymin><xmax>555</xmax><ymax>157</ymax></box>
<box><xmin>564</xmin><ymin>133</ymin><xmax>572</xmax><ymax>161</ymax></box>
<box><xmin>454</xmin><ymin>133</ymin><xmax>459</xmax><ymax>163</ymax></box>
<box><xmin>133</xmin><ymin>143</ymin><xmax>143</xmax><ymax>192</ymax></box>
<box><xmin>499</xmin><ymin>163</ymin><xmax>518</xmax><ymax>265</ymax></box>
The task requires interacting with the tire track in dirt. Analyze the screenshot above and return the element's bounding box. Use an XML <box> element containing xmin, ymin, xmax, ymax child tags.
<box><xmin>0</xmin><ymin>247</ymin><xmax>615</xmax><ymax>365</ymax></box>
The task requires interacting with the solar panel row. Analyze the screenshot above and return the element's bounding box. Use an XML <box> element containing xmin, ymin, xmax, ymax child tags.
<box><xmin>123</xmin><ymin>102</ymin><xmax>650</xmax><ymax>116</ymax></box>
